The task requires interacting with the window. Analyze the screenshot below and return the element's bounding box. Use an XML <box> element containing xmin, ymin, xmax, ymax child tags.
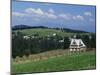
<box><xmin>73</xmin><ymin>40</ymin><xmax>76</xmax><ymax>44</ymax></box>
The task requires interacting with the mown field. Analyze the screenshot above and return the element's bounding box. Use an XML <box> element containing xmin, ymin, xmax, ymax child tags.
<box><xmin>14</xmin><ymin>28</ymin><xmax>88</xmax><ymax>37</ymax></box>
<box><xmin>12</xmin><ymin>50</ymin><xmax>96</xmax><ymax>74</ymax></box>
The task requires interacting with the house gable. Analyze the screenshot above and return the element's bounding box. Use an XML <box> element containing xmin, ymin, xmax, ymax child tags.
<box><xmin>70</xmin><ymin>39</ymin><xmax>86</xmax><ymax>48</ymax></box>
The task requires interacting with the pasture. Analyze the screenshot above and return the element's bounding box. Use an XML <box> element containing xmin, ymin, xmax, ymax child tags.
<box><xmin>13</xmin><ymin>28</ymin><xmax>88</xmax><ymax>37</ymax></box>
<box><xmin>12</xmin><ymin>50</ymin><xmax>96</xmax><ymax>74</ymax></box>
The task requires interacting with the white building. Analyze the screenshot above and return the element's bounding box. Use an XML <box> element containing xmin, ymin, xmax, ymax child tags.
<box><xmin>23</xmin><ymin>36</ymin><xmax>30</xmax><ymax>40</ymax></box>
<box><xmin>69</xmin><ymin>39</ymin><xmax>86</xmax><ymax>51</ymax></box>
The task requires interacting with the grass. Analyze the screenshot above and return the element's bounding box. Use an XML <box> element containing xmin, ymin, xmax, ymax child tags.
<box><xmin>12</xmin><ymin>50</ymin><xmax>96</xmax><ymax>74</ymax></box>
<box><xmin>14</xmin><ymin>28</ymin><xmax>87</xmax><ymax>37</ymax></box>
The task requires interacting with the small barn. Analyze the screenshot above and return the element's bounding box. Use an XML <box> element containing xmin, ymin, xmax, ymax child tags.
<box><xmin>69</xmin><ymin>39</ymin><xmax>86</xmax><ymax>51</ymax></box>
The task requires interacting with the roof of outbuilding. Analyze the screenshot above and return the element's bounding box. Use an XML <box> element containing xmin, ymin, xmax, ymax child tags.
<box><xmin>70</xmin><ymin>39</ymin><xmax>86</xmax><ymax>48</ymax></box>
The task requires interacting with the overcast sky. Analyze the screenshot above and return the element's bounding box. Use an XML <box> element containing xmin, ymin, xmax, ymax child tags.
<box><xmin>12</xmin><ymin>1</ymin><xmax>96</xmax><ymax>32</ymax></box>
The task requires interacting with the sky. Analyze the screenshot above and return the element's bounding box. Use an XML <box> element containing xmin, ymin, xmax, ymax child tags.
<box><xmin>12</xmin><ymin>1</ymin><xmax>96</xmax><ymax>32</ymax></box>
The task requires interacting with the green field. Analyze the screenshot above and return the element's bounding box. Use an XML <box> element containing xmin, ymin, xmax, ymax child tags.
<box><xmin>14</xmin><ymin>28</ymin><xmax>88</xmax><ymax>37</ymax></box>
<box><xmin>12</xmin><ymin>50</ymin><xmax>96</xmax><ymax>74</ymax></box>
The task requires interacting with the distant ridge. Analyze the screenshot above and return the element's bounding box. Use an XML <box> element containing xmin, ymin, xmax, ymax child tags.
<box><xmin>12</xmin><ymin>25</ymin><xmax>48</xmax><ymax>30</ymax></box>
<box><xmin>12</xmin><ymin>25</ymin><xmax>88</xmax><ymax>33</ymax></box>
<box><xmin>12</xmin><ymin>25</ymin><xmax>31</xmax><ymax>29</ymax></box>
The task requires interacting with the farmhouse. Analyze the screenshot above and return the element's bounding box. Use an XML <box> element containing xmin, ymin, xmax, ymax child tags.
<box><xmin>23</xmin><ymin>35</ymin><xmax>30</xmax><ymax>39</ymax></box>
<box><xmin>69</xmin><ymin>38</ymin><xmax>86</xmax><ymax>51</ymax></box>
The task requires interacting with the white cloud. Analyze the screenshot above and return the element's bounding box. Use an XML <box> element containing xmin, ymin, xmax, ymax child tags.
<box><xmin>25</xmin><ymin>8</ymin><xmax>44</xmax><ymax>15</ymax></box>
<box><xmin>84</xmin><ymin>12</ymin><xmax>92</xmax><ymax>16</ymax></box>
<box><xmin>13</xmin><ymin>8</ymin><xmax>86</xmax><ymax>22</ymax></box>
<box><xmin>48</xmin><ymin>9</ymin><xmax>55</xmax><ymax>13</ymax></box>
<box><xmin>59</xmin><ymin>13</ymin><xmax>84</xmax><ymax>21</ymax></box>
<box><xmin>12</xmin><ymin>12</ymin><xmax>27</xmax><ymax>17</ymax></box>
<box><xmin>25</xmin><ymin>8</ymin><xmax>57</xmax><ymax>19</ymax></box>
<box><xmin>45</xmin><ymin>13</ymin><xmax>57</xmax><ymax>19</ymax></box>
<box><xmin>73</xmin><ymin>15</ymin><xmax>84</xmax><ymax>21</ymax></box>
<box><xmin>59</xmin><ymin>14</ymin><xmax>71</xmax><ymax>20</ymax></box>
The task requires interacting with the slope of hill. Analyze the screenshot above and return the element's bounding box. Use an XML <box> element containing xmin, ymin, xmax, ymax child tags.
<box><xmin>12</xmin><ymin>25</ymin><xmax>48</xmax><ymax>30</ymax></box>
<box><xmin>12</xmin><ymin>50</ymin><xmax>96</xmax><ymax>74</ymax></box>
<box><xmin>12</xmin><ymin>25</ymin><xmax>89</xmax><ymax>37</ymax></box>
<box><xmin>12</xmin><ymin>25</ymin><xmax>88</xmax><ymax>33</ymax></box>
<box><xmin>13</xmin><ymin>28</ymin><xmax>78</xmax><ymax>37</ymax></box>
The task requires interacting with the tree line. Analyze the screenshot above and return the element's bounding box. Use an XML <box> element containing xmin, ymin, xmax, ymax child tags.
<box><xmin>12</xmin><ymin>31</ymin><xmax>96</xmax><ymax>58</ymax></box>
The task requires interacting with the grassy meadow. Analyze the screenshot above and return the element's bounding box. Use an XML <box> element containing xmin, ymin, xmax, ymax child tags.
<box><xmin>12</xmin><ymin>50</ymin><xmax>96</xmax><ymax>74</ymax></box>
<box><xmin>14</xmin><ymin>28</ymin><xmax>88</xmax><ymax>37</ymax></box>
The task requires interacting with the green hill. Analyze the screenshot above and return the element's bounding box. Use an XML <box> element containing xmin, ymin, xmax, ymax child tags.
<box><xmin>12</xmin><ymin>50</ymin><xmax>96</xmax><ymax>74</ymax></box>
<box><xmin>13</xmin><ymin>28</ymin><xmax>88</xmax><ymax>37</ymax></box>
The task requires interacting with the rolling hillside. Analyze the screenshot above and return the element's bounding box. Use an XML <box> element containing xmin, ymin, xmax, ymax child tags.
<box><xmin>12</xmin><ymin>25</ymin><xmax>89</xmax><ymax>37</ymax></box>
<box><xmin>13</xmin><ymin>28</ymin><xmax>75</xmax><ymax>37</ymax></box>
<box><xmin>12</xmin><ymin>50</ymin><xmax>96</xmax><ymax>74</ymax></box>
